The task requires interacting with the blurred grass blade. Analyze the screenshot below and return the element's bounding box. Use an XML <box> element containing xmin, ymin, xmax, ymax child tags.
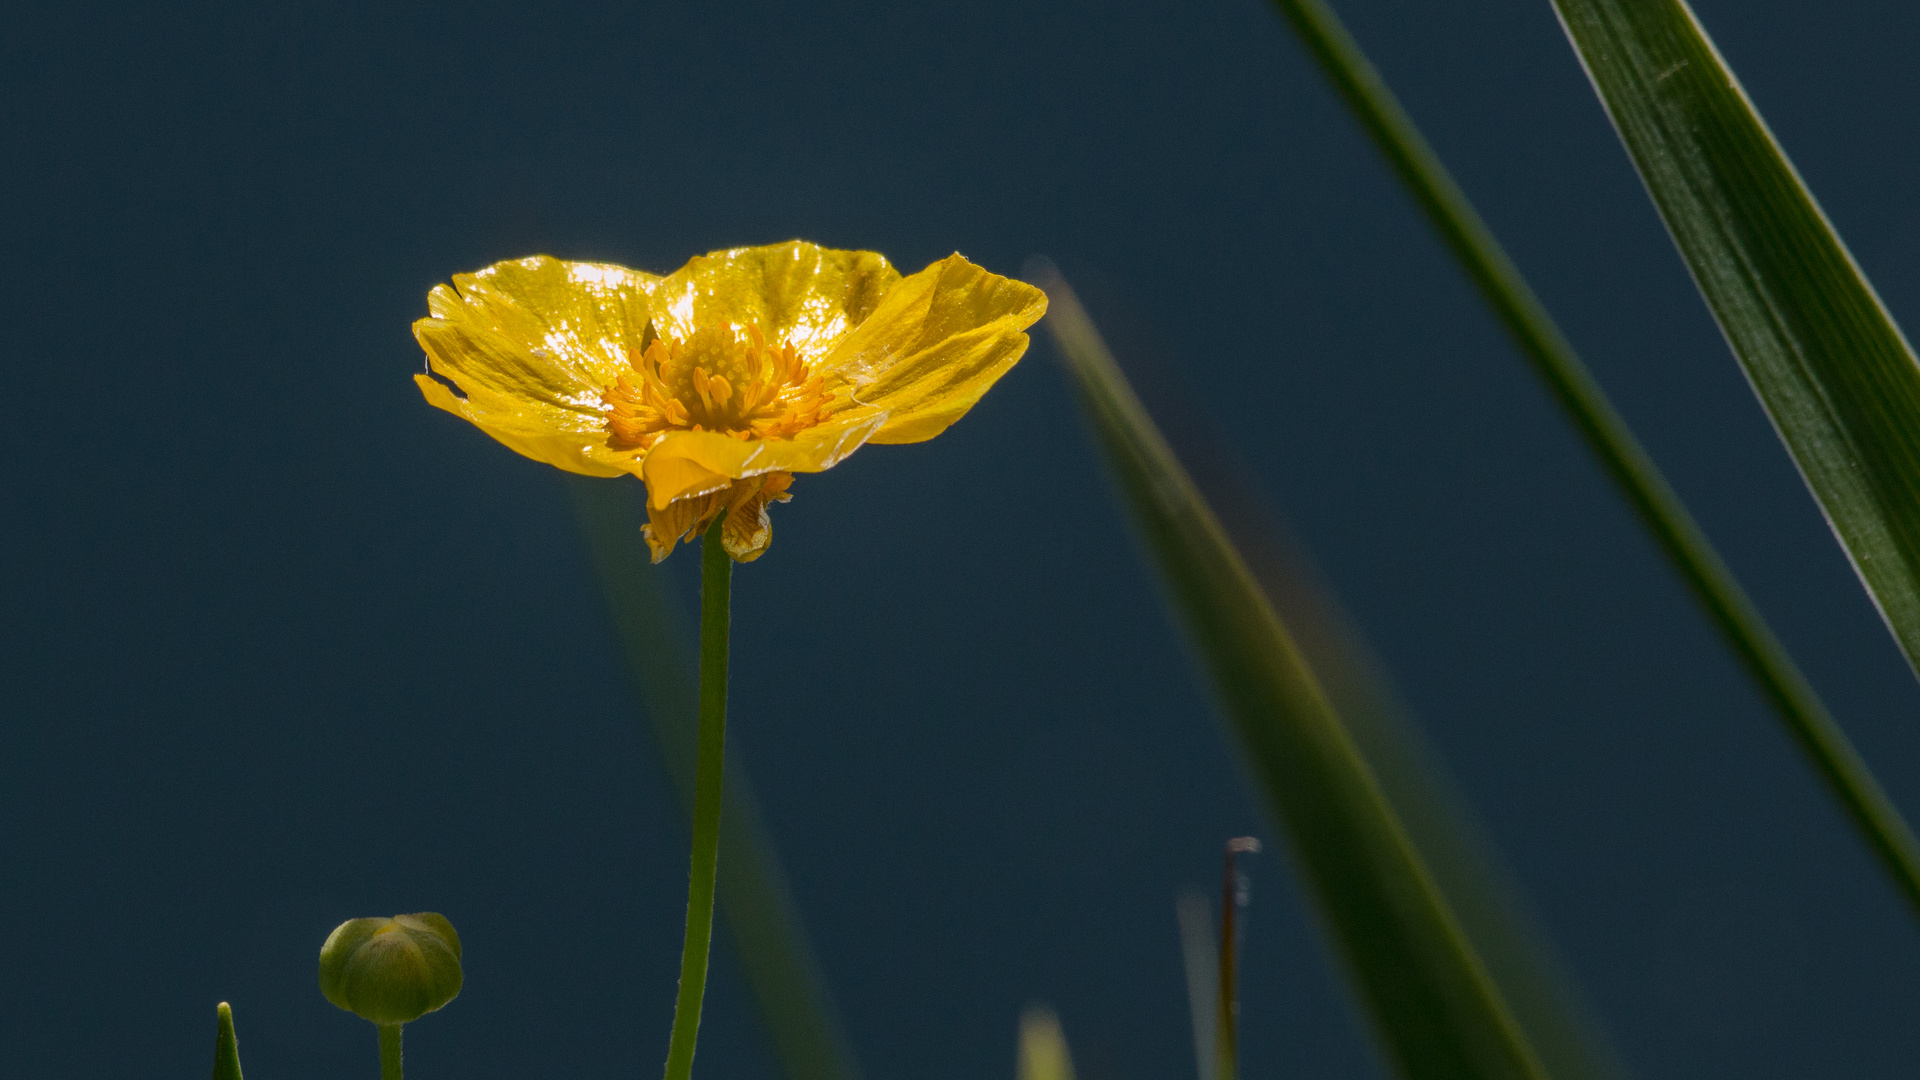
<box><xmin>1034</xmin><ymin>264</ymin><xmax>1549</xmax><ymax>1080</ymax></box>
<box><xmin>1552</xmin><ymin>0</ymin><xmax>1920</xmax><ymax>681</ymax></box>
<box><xmin>1266</xmin><ymin>0</ymin><xmax>1920</xmax><ymax>919</ymax></box>
<box><xmin>1165</xmin><ymin>378</ymin><xmax>1626</xmax><ymax>1080</ymax></box>
<box><xmin>1176</xmin><ymin>890</ymin><xmax>1220</xmax><ymax>1080</ymax></box>
<box><xmin>1018</xmin><ymin>1007</ymin><xmax>1077</xmax><ymax>1080</ymax></box>
<box><xmin>567</xmin><ymin>477</ymin><xmax>863</xmax><ymax>1080</ymax></box>
<box><xmin>1258</xmin><ymin>545</ymin><xmax>1626</xmax><ymax>1080</ymax></box>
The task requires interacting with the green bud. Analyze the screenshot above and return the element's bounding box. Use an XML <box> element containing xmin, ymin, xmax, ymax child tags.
<box><xmin>318</xmin><ymin>913</ymin><xmax>463</xmax><ymax>1026</ymax></box>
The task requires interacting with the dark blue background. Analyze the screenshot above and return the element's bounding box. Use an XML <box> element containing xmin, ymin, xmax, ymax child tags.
<box><xmin>5</xmin><ymin>1</ymin><xmax>1920</xmax><ymax>1078</ymax></box>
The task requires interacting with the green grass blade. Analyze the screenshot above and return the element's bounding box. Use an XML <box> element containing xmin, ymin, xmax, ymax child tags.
<box><xmin>1034</xmin><ymin>266</ymin><xmax>1549</xmax><ymax>1080</ymax></box>
<box><xmin>1265</xmin><ymin>0</ymin><xmax>1920</xmax><ymax>918</ymax></box>
<box><xmin>1196</xmin><ymin>448</ymin><xmax>1628</xmax><ymax>1080</ymax></box>
<box><xmin>1552</xmin><ymin>0</ymin><xmax>1920</xmax><ymax>680</ymax></box>
<box><xmin>1018</xmin><ymin>1008</ymin><xmax>1078</xmax><ymax>1080</ymax></box>
<box><xmin>1175</xmin><ymin>891</ymin><xmax>1220</xmax><ymax>1080</ymax></box>
<box><xmin>212</xmin><ymin>1002</ymin><xmax>243</xmax><ymax>1080</ymax></box>
<box><xmin>567</xmin><ymin>477</ymin><xmax>864</xmax><ymax>1080</ymax></box>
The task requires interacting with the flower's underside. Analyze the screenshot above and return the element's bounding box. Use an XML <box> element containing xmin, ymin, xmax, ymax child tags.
<box><xmin>414</xmin><ymin>241</ymin><xmax>1048</xmax><ymax>561</ymax></box>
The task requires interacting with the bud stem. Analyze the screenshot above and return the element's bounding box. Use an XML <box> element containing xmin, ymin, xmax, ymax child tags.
<box><xmin>379</xmin><ymin>1024</ymin><xmax>403</xmax><ymax>1080</ymax></box>
<box><xmin>663</xmin><ymin>514</ymin><xmax>733</xmax><ymax>1080</ymax></box>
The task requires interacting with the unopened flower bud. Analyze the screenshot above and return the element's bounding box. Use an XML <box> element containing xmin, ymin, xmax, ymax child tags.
<box><xmin>318</xmin><ymin>913</ymin><xmax>463</xmax><ymax>1026</ymax></box>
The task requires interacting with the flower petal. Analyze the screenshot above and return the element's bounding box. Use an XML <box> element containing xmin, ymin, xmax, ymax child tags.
<box><xmin>720</xmin><ymin>473</ymin><xmax>793</xmax><ymax>563</ymax></box>
<box><xmin>638</xmin><ymin>473</ymin><xmax>794</xmax><ymax>562</ymax></box>
<box><xmin>413</xmin><ymin>255</ymin><xmax>664</xmax><ymax>476</ymax></box>
<box><xmin>414</xmin><ymin>374</ymin><xmax>632</xmax><ymax>477</ymax></box>
<box><xmin>861</xmin><ymin>326</ymin><xmax>1032</xmax><ymax>445</ymax></box>
<box><xmin>816</xmin><ymin>254</ymin><xmax>1047</xmax><ymax>443</ymax></box>
<box><xmin>642</xmin><ymin>488</ymin><xmax>723</xmax><ymax>563</ymax></box>
<box><xmin>420</xmin><ymin>255</ymin><xmax>657</xmax><ymax>408</ymax></box>
<box><xmin>640</xmin><ymin>408</ymin><xmax>889</xmax><ymax>508</ymax></box>
<box><xmin>645</xmin><ymin>241</ymin><xmax>901</xmax><ymax>356</ymax></box>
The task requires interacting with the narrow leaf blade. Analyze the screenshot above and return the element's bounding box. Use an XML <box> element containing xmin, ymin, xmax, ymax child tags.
<box><xmin>1176</xmin><ymin>891</ymin><xmax>1220</xmax><ymax>1080</ymax></box>
<box><xmin>213</xmin><ymin>1002</ymin><xmax>243</xmax><ymax>1080</ymax></box>
<box><xmin>1267</xmin><ymin>0</ymin><xmax>1920</xmax><ymax>921</ymax></box>
<box><xmin>1553</xmin><ymin>0</ymin><xmax>1920</xmax><ymax>677</ymax></box>
<box><xmin>1036</xmin><ymin>266</ymin><xmax>1548</xmax><ymax>1080</ymax></box>
<box><xmin>1164</xmin><ymin>388</ymin><xmax>1627</xmax><ymax>1080</ymax></box>
<box><xmin>1018</xmin><ymin>1008</ymin><xmax>1078</xmax><ymax>1080</ymax></box>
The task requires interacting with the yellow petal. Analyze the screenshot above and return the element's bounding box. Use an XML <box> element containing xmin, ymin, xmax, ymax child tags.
<box><xmin>413</xmin><ymin>255</ymin><xmax>665</xmax><ymax>476</ymax></box>
<box><xmin>420</xmin><ymin>256</ymin><xmax>657</xmax><ymax>408</ymax></box>
<box><xmin>642</xmin><ymin>488</ymin><xmax>723</xmax><ymax>563</ymax></box>
<box><xmin>817</xmin><ymin>254</ymin><xmax>1047</xmax><ymax>444</ymax></box>
<box><xmin>415</xmin><ymin>373</ymin><xmax>629</xmax><ymax>477</ymax></box>
<box><xmin>639</xmin><ymin>474</ymin><xmax>793</xmax><ymax>563</ymax></box>
<box><xmin>640</xmin><ymin>408</ymin><xmax>889</xmax><ymax>508</ymax></box>
<box><xmin>645</xmin><ymin>241</ymin><xmax>900</xmax><ymax>357</ymax></box>
<box><xmin>720</xmin><ymin>473</ymin><xmax>794</xmax><ymax>562</ymax></box>
<box><xmin>861</xmin><ymin>329</ymin><xmax>1028</xmax><ymax>444</ymax></box>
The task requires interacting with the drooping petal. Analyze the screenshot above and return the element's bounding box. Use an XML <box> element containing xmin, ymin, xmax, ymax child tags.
<box><xmin>816</xmin><ymin>254</ymin><xmax>1047</xmax><ymax>443</ymax></box>
<box><xmin>640</xmin><ymin>473</ymin><xmax>795</xmax><ymax>563</ymax></box>
<box><xmin>642</xmin><ymin>487</ymin><xmax>721</xmax><ymax>563</ymax></box>
<box><xmin>639</xmin><ymin>408</ymin><xmax>889</xmax><ymax>508</ymax></box>
<box><xmin>721</xmin><ymin>473</ymin><xmax>793</xmax><ymax>562</ymax></box>
<box><xmin>644</xmin><ymin>242</ymin><xmax>901</xmax><ymax>356</ymax></box>
<box><xmin>415</xmin><ymin>373</ymin><xmax>629</xmax><ymax>477</ymax></box>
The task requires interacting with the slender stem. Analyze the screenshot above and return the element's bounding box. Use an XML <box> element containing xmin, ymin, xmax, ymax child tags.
<box><xmin>1214</xmin><ymin>838</ymin><xmax>1259</xmax><ymax>1080</ymax></box>
<box><xmin>1266</xmin><ymin>0</ymin><xmax>1920</xmax><ymax>917</ymax></box>
<box><xmin>378</xmin><ymin>1024</ymin><xmax>403</xmax><ymax>1080</ymax></box>
<box><xmin>567</xmin><ymin>480</ymin><xmax>864</xmax><ymax>1080</ymax></box>
<box><xmin>663</xmin><ymin>514</ymin><xmax>733</xmax><ymax>1080</ymax></box>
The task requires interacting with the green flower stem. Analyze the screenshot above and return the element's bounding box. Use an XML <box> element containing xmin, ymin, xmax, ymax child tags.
<box><xmin>379</xmin><ymin>1024</ymin><xmax>403</xmax><ymax>1080</ymax></box>
<box><xmin>1265</xmin><ymin>0</ymin><xmax>1920</xmax><ymax>916</ymax></box>
<box><xmin>567</xmin><ymin>478</ymin><xmax>864</xmax><ymax>1080</ymax></box>
<box><xmin>663</xmin><ymin>514</ymin><xmax>733</xmax><ymax>1080</ymax></box>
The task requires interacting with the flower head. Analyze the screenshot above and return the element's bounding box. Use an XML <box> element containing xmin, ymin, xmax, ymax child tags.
<box><xmin>414</xmin><ymin>241</ymin><xmax>1048</xmax><ymax>561</ymax></box>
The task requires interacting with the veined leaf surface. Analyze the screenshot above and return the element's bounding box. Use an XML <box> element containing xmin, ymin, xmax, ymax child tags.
<box><xmin>1553</xmin><ymin>0</ymin><xmax>1920</xmax><ymax>679</ymax></box>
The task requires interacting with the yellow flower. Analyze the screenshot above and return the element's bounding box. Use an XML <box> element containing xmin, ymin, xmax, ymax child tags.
<box><xmin>414</xmin><ymin>241</ymin><xmax>1048</xmax><ymax>562</ymax></box>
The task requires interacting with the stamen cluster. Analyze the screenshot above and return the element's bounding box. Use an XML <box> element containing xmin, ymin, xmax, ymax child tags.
<box><xmin>604</xmin><ymin>324</ymin><xmax>838</xmax><ymax>448</ymax></box>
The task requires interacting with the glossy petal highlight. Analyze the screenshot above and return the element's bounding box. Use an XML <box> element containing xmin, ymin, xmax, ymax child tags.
<box><xmin>647</xmin><ymin>242</ymin><xmax>901</xmax><ymax>356</ymax></box>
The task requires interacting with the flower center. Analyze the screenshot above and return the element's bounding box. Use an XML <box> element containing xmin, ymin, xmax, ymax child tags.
<box><xmin>604</xmin><ymin>323</ymin><xmax>837</xmax><ymax>449</ymax></box>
